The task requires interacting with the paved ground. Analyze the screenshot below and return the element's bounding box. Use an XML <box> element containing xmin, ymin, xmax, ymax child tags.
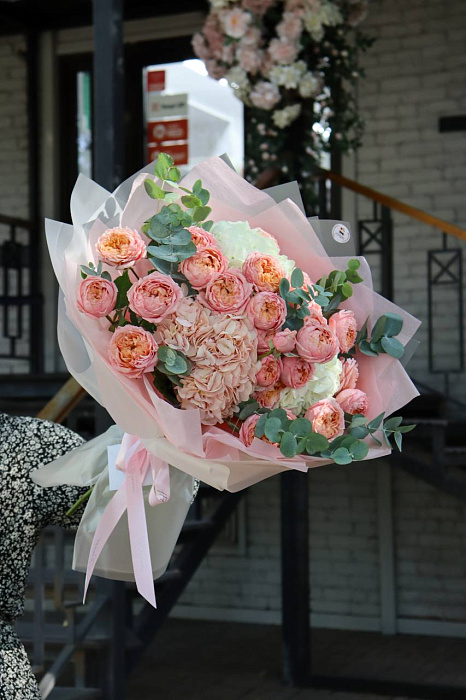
<box><xmin>126</xmin><ymin>619</ymin><xmax>466</xmax><ymax>699</ymax></box>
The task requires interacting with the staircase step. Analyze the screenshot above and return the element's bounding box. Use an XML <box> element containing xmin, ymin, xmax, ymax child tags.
<box><xmin>48</xmin><ymin>688</ymin><xmax>102</xmax><ymax>700</ymax></box>
<box><xmin>444</xmin><ymin>446</ymin><xmax>466</xmax><ymax>466</ymax></box>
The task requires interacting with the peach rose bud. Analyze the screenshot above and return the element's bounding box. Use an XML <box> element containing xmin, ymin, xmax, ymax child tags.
<box><xmin>96</xmin><ymin>227</ymin><xmax>146</xmax><ymax>268</ymax></box>
<box><xmin>242</xmin><ymin>252</ymin><xmax>285</xmax><ymax>293</ymax></box>
<box><xmin>127</xmin><ymin>271</ymin><xmax>182</xmax><ymax>323</ymax></box>
<box><xmin>247</xmin><ymin>291</ymin><xmax>287</xmax><ymax>331</ymax></box>
<box><xmin>257</xmin><ymin>329</ymin><xmax>275</xmax><ymax>353</ymax></box>
<box><xmin>305</xmin><ymin>398</ymin><xmax>345</xmax><ymax>441</ymax></box>
<box><xmin>336</xmin><ymin>388</ymin><xmax>368</xmax><ymax>415</ymax></box>
<box><xmin>280</xmin><ymin>356</ymin><xmax>314</xmax><ymax>389</ymax></box>
<box><xmin>188</xmin><ymin>225</ymin><xmax>218</xmax><ymax>250</ymax></box>
<box><xmin>77</xmin><ymin>277</ymin><xmax>117</xmax><ymax>318</ymax></box>
<box><xmin>339</xmin><ymin>358</ymin><xmax>359</xmax><ymax>391</ymax></box>
<box><xmin>255</xmin><ymin>354</ymin><xmax>282</xmax><ymax>388</ymax></box>
<box><xmin>273</xmin><ymin>328</ymin><xmax>297</xmax><ymax>353</ymax></box>
<box><xmin>239</xmin><ymin>413</ymin><xmax>260</xmax><ymax>447</ymax></box>
<box><xmin>254</xmin><ymin>382</ymin><xmax>284</xmax><ymax>409</ymax></box>
<box><xmin>296</xmin><ymin>323</ymin><xmax>339</xmax><ymax>364</ymax></box>
<box><xmin>199</xmin><ymin>268</ymin><xmax>253</xmax><ymax>314</ymax></box>
<box><xmin>179</xmin><ymin>246</ymin><xmax>227</xmax><ymax>290</ymax></box>
<box><xmin>108</xmin><ymin>325</ymin><xmax>158</xmax><ymax>378</ymax></box>
<box><xmin>329</xmin><ymin>309</ymin><xmax>357</xmax><ymax>353</ymax></box>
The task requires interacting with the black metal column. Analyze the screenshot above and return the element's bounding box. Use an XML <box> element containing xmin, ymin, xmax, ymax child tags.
<box><xmin>281</xmin><ymin>470</ymin><xmax>310</xmax><ymax>686</ymax></box>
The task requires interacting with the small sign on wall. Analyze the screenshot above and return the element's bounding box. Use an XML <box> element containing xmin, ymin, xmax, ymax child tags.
<box><xmin>146</xmin><ymin>69</ymin><xmax>166</xmax><ymax>93</ymax></box>
<box><xmin>146</xmin><ymin>89</ymin><xmax>189</xmax><ymax>166</ymax></box>
<box><xmin>147</xmin><ymin>118</ymin><xmax>188</xmax><ymax>144</ymax></box>
<box><xmin>147</xmin><ymin>143</ymin><xmax>189</xmax><ymax>166</ymax></box>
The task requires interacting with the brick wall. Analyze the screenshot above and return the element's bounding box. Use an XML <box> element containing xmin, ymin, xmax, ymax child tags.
<box><xmin>0</xmin><ymin>35</ymin><xmax>28</xmax><ymax>218</ymax></box>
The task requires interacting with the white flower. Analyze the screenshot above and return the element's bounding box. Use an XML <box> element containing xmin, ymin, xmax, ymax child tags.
<box><xmin>269</xmin><ymin>62</ymin><xmax>306</xmax><ymax>89</ymax></box>
<box><xmin>250</xmin><ymin>81</ymin><xmax>281</xmax><ymax>110</ymax></box>
<box><xmin>303</xmin><ymin>12</ymin><xmax>324</xmax><ymax>41</ymax></box>
<box><xmin>211</xmin><ymin>220</ymin><xmax>295</xmax><ymax>274</ymax></box>
<box><xmin>221</xmin><ymin>8</ymin><xmax>251</xmax><ymax>38</ymax></box>
<box><xmin>299</xmin><ymin>72</ymin><xmax>321</xmax><ymax>98</ymax></box>
<box><xmin>319</xmin><ymin>2</ymin><xmax>343</xmax><ymax>26</ymax></box>
<box><xmin>272</xmin><ymin>103</ymin><xmax>301</xmax><ymax>128</ymax></box>
<box><xmin>210</xmin><ymin>0</ymin><xmax>230</xmax><ymax>7</ymax></box>
<box><xmin>278</xmin><ymin>386</ymin><xmax>309</xmax><ymax>416</ymax></box>
<box><xmin>278</xmin><ymin>356</ymin><xmax>343</xmax><ymax>416</ymax></box>
<box><xmin>226</xmin><ymin>66</ymin><xmax>249</xmax><ymax>90</ymax></box>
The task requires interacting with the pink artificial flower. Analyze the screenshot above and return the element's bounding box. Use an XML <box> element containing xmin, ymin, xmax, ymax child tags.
<box><xmin>339</xmin><ymin>358</ymin><xmax>359</xmax><ymax>391</ymax></box>
<box><xmin>188</xmin><ymin>225</ymin><xmax>218</xmax><ymax>249</ymax></box>
<box><xmin>255</xmin><ymin>354</ymin><xmax>282</xmax><ymax>388</ymax></box>
<box><xmin>277</xmin><ymin>12</ymin><xmax>302</xmax><ymax>40</ymax></box>
<box><xmin>296</xmin><ymin>323</ymin><xmax>339</xmax><ymax>364</ymax></box>
<box><xmin>77</xmin><ymin>277</ymin><xmax>117</xmax><ymax>318</ymax></box>
<box><xmin>305</xmin><ymin>398</ymin><xmax>345</xmax><ymax>441</ymax></box>
<box><xmin>237</xmin><ymin>45</ymin><xmax>263</xmax><ymax>74</ymax></box>
<box><xmin>192</xmin><ymin>33</ymin><xmax>211</xmax><ymax>61</ymax></box>
<box><xmin>280</xmin><ymin>356</ymin><xmax>314</xmax><ymax>389</ymax></box>
<box><xmin>96</xmin><ymin>227</ymin><xmax>146</xmax><ymax>268</ymax></box>
<box><xmin>108</xmin><ymin>325</ymin><xmax>158</xmax><ymax>378</ymax></box>
<box><xmin>221</xmin><ymin>8</ymin><xmax>251</xmax><ymax>38</ymax></box>
<box><xmin>199</xmin><ymin>268</ymin><xmax>253</xmax><ymax>314</ymax></box>
<box><xmin>241</xmin><ymin>25</ymin><xmax>262</xmax><ymax>46</ymax></box>
<box><xmin>250</xmin><ymin>81</ymin><xmax>281</xmax><ymax>110</ymax></box>
<box><xmin>239</xmin><ymin>413</ymin><xmax>261</xmax><ymax>447</ymax></box>
<box><xmin>254</xmin><ymin>382</ymin><xmax>284</xmax><ymax>409</ymax></box>
<box><xmin>127</xmin><ymin>271</ymin><xmax>182</xmax><ymax>323</ymax></box>
<box><xmin>304</xmin><ymin>299</ymin><xmax>327</xmax><ymax>326</ymax></box>
<box><xmin>180</xmin><ymin>246</ymin><xmax>227</xmax><ymax>290</ymax></box>
<box><xmin>247</xmin><ymin>291</ymin><xmax>287</xmax><ymax>331</ymax></box>
<box><xmin>329</xmin><ymin>309</ymin><xmax>358</xmax><ymax>353</ymax></box>
<box><xmin>243</xmin><ymin>252</ymin><xmax>285</xmax><ymax>292</ymax></box>
<box><xmin>257</xmin><ymin>329</ymin><xmax>275</xmax><ymax>353</ymax></box>
<box><xmin>205</xmin><ymin>60</ymin><xmax>227</xmax><ymax>80</ymax></box>
<box><xmin>273</xmin><ymin>328</ymin><xmax>297</xmax><ymax>353</ymax></box>
<box><xmin>336</xmin><ymin>389</ymin><xmax>369</xmax><ymax>415</ymax></box>
<box><xmin>268</xmin><ymin>37</ymin><xmax>300</xmax><ymax>65</ymax></box>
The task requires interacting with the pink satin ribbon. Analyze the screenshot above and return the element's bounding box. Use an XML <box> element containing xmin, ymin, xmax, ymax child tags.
<box><xmin>84</xmin><ymin>433</ymin><xmax>170</xmax><ymax>608</ymax></box>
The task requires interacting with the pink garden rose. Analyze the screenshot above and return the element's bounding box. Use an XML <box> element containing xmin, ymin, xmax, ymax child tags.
<box><xmin>108</xmin><ymin>325</ymin><xmax>158</xmax><ymax>378</ymax></box>
<box><xmin>280</xmin><ymin>356</ymin><xmax>314</xmax><ymax>389</ymax></box>
<box><xmin>339</xmin><ymin>358</ymin><xmax>359</xmax><ymax>391</ymax></box>
<box><xmin>257</xmin><ymin>329</ymin><xmax>275</xmax><ymax>353</ymax></box>
<box><xmin>199</xmin><ymin>268</ymin><xmax>253</xmax><ymax>314</ymax></box>
<box><xmin>329</xmin><ymin>309</ymin><xmax>358</xmax><ymax>353</ymax></box>
<box><xmin>239</xmin><ymin>413</ymin><xmax>261</xmax><ymax>447</ymax></box>
<box><xmin>304</xmin><ymin>299</ymin><xmax>327</xmax><ymax>326</ymax></box>
<box><xmin>268</xmin><ymin>37</ymin><xmax>299</xmax><ymax>64</ymax></box>
<box><xmin>296</xmin><ymin>323</ymin><xmax>339</xmax><ymax>364</ymax></box>
<box><xmin>243</xmin><ymin>252</ymin><xmax>285</xmax><ymax>292</ymax></box>
<box><xmin>96</xmin><ymin>227</ymin><xmax>146</xmax><ymax>268</ymax></box>
<box><xmin>273</xmin><ymin>328</ymin><xmax>297</xmax><ymax>353</ymax></box>
<box><xmin>77</xmin><ymin>277</ymin><xmax>117</xmax><ymax>318</ymax></box>
<box><xmin>127</xmin><ymin>271</ymin><xmax>182</xmax><ymax>323</ymax></box>
<box><xmin>221</xmin><ymin>8</ymin><xmax>251</xmax><ymax>38</ymax></box>
<box><xmin>336</xmin><ymin>388</ymin><xmax>369</xmax><ymax>415</ymax></box>
<box><xmin>277</xmin><ymin>12</ymin><xmax>302</xmax><ymax>40</ymax></box>
<box><xmin>250</xmin><ymin>81</ymin><xmax>281</xmax><ymax>110</ymax></box>
<box><xmin>254</xmin><ymin>382</ymin><xmax>284</xmax><ymax>409</ymax></box>
<box><xmin>247</xmin><ymin>291</ymin><xmax>287</xmax><ymax>331</ymax></box>
<box><xmin>188</xmin><ymin>225</ymin><xmax>218</xmax><ymax>249</ymax></box>
<box><xmin>237</xmin><ymin>45</ymin><xmax>263</xmax><ymax>74</ymax></box>
<box><xmin>305</xmin><ymin>398</ymin><xmax>345</xmax><ymax>441</ymax></box>
<box><xmin>255</xmin><ymin>354</ymin><xmax>282</xmax><ymax>388</ymax></box>
<box><xmin>180</xmin><ymin>246</ymin><xmax>227</xmax><ymax>290</ymax></box>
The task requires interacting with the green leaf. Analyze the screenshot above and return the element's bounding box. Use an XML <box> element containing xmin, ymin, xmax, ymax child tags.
<box><xmin>192</xmin><ymin>179</ymin><xmax>202</xmax><ymax>195</ymax></box>
<box><xmin>370</xmin><ymin>339</ymin><xmax>385</xmax><ymax>354</ymax></box>
<box><xmin>346</xmin><ymin>270</ymin><xmax>364</xmax><ymax>284</ymax></box>
<box><xmin>349</xmin><ymin>425</ymin><xmax>370</xmax><ymax>439</ymax></box>
<box><xmin>170</xmin><ymin>229</ymin><xmax>192</xmax><ymax>246</ymax></box>
<box><xmin>305</xmin><ymin>432</ymin><xmax>329</xmax><ymax>454</ymax></box>
<box><xmin>153</xmin><ymin>370</ymin><xmax>180</xmax><ymax>406</ymax></box>
<box><xmin>368</xmin><ymin>412</ymin><xmax>385</xmax><ymax>431</ymax></box>
<box><xmin>264</xmin><ymin>417</ymin><xmax>282</xmax><ymax>443</ymax></box>
<box><xmin>356</xmin><ymin>318</ymin><xmax>369</xmax><ymax>343</ymax></box>
<box><xmin>351</xmin><ymin>414</ymin><xmax>367</xmax><ymax>426</ymax></box>
<box><xmin>351</xmin><ymin>441</ymin><xmax>369</xmax><ymax>461</ymax></box>
<box><xmin>181</xmin><ymin>194</ymin><xmax>202</xmax><ymax>208</ymax></box>
<box><xmin>291</xmin><ymin>268</ymin><xmax>304</xmax><ymax>289</ymax></box>
<box><xmin>384</xmin><ymin>416</ymin><xmax>403</xmax><ymax>431</ymax></box>
<box><xmin>255</xmin><ymin>413</ymin><xmax>268</xmax><ymax>438</ymax></box>
<box><xmin>169</xmin><ymin>355</ymin><xmax>189</xmax><ymax>374</ymax></box>
<box><xmin>398</xmin><ymin>424</ymin><xmax>416</xmax><ymax>434</ymax></box>
<box><xmin>114</xmin><ymin>270</ymin><xmax>132</xmax><ymax>308</ymax></box>
<box><xmin>175</xmin><ymin>242</ymin><xmax>197</xmax><ymax>261</ymax></box>
<box><xmin>144</xmin><ymin>179</ymin><xmax>166</xmax><ymax>199</ymax></box>
<box><xmin>151</xmin><ymin>257</ymin><xmax>173</xmax><ymax>275</ymax></box>
<box><xmin>359</xmin><ymin>340</ymin><xmax>379</xmax><ymax>356</ymax></box>
<box><xmin>147</xmin><ymin>244</ymin><xmax>178</xmax><ymax>262</ymax></box>
<box><xmin>81</xmin><ymin>265</ymin><xmax>97</xmax><ymax>276</ymax></box>
<box><xmin>169</xmin><ymin>167</ymin><xmax>181</xmax><ymax>182</ymax></box>
<box><xmin>192</xmin><ymin>205</ymin><xmax>212</xmax><ymax>222</ymax></box>
<box><xmin>148</xmin><ymin>219</ymin><xmax>171</xmax><ymax>240</ymax></box>
<box><xmin>348</xmin><ymin>259</ymin><xmax>360</xmax><ymax>271</ymax></box>
<box><xmin>381</xmin><ymin>336</ymin><xmax>405</xmax><ymax>359</ymax></box>
<box><xmin>383</xmin><ymin>312</ymin><xmax>403</xmax><ymax>338</ymax></box>
<box><xmin>100</xmin><ymin>271</ymin><xmax>112</xmax><ymax>282</ymax></box>
<box><xmin>341</xmin><ymin>282</ymin><xmax>353</xmax><ymax>299</ymax></box>
<box><xmin>279</xmin><ymin>278</ymin><xmax>290</xmax><ymax>298</ymax></box>
<box><xmin>81</xmin><ymin>270</ymin><xmax>87</xmax><ymax>279</ymax></box>
<box><xmin>288</xmin><ymin>417</ymin><xmax>312</xmax><ymax>437</ymax></box>
<box><xmin>371</xmin><ymin>315</ymin><xmax>387</xmax><ymax>343</ymax></box>
<box><xmin>280</xmin><ymin>431</ymin><xmax>298</xmax><ymax>458</ymax></box>
<box><xmin>332</xmin><ymin>447</ymin><xmax>353</xmax><ymax>465</ymax></box>
<box><xmin>238</xmin><ymin>402</ymin><xmax>260</xmax><ymax>420</ymax></box>
<box><xmin>203</xmin><ymin>220</ymin><xmax>213</xmax><ymax>232</ymax></box>
<box><xmin>198</xmin><ymin>188</ymin><xmax>210</xmax><ymax>206</ymax></box>
<box><xmin>268</xmin><ymin>408</ymin><xmax>288</xmax><ymax>423</ymax></box>
<box><xmin>286</xmin><ymin>291</ymin><xmax>301</xmax><ymax>305</ymax></box>
<box><xmin>394</xmin><ymin>431</ymin><xmax>403</xmax><ymax>451</ymax></box>
<box><xmin>158</xmin><ymin>345</ymin><xmax>174</xmax><ymax>363</ymax></box>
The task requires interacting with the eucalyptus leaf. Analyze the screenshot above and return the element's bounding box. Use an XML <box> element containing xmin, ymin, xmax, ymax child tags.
<box><xmin>170</xmin><ymin>229</ymin><xmax>192</xmax><ymax>246</ymax></box>
<box><xmin>341</xmin><ymin>282</ymin><xmax>353</xmax><ymax>299</ymax></box>
<box><xmin>383</xmin><ymin>312</ymin><xmax>403</xmax><ymax>338</ymax></box>
<box><xmin>348</xmin><ymin>259</ymin><xmax>360</xmax><ymax>271</ymax></box>
<box><xmin>332</xmin><ymin>447</ymin><xmax>353</xmax><ymax>465</ymax></box>
<box><xmin>349</xmin><ymin>425</ymin><xmax>370</xmax><ymax>439</ymax></box>
<box><xmin>181</xmin><ymin>194</ymin><xmax>201</xmax><ymax>208</ymax></box>
<box><xmin>305</xmin><ymin>432</ymin><xmax>329</xmax><ymax>454</ymax></box>
<box><xmin>383</xmin><ymin>416</ymin><xmax>403</xmax><ymax>430</ymax></box>
<box><xmin>359</xmin><ymin>340</ymin><xmax>379</xmax><ymax>357</ymax></box>
<box><xmin>264</xmin><ymin>417</ymin><xmax>283</xmax><ymax>443</ymax></box>
<box><xmin>394</xmin><ymin>431</ymin><xmax>403</xmax><ymax>451</ymax></box>
<box><xmin>239</xmin><ymin>402</ymin><xmax>260</xmax><ymax>420</ymax></box>
<box><xmin>279</xmin><ymin>278</ymin><xmax>290</xmax><ymax>298</ymax></box>
<box><xmin>288</xmin><ymin>417</ymin><xmax>311</xmax><ymax>437</ymax></box>
<box><xmin>114</xmin><ymin>270</ymin><xmax>132</xmax><ymax>308</ymax></box>
<box><xmin>144</xmin><ymin>179</ymin><xmax>165</xmax><ymax>199</ymax></box>
<box><xmin>368</xmin><ymin>412</ymin><xmax>385</xmax><ymax>431</ymax></box>
<box><xmin>291</xmin><ymin>268</ymin><xmax>304</xmax><ymax>289</ymax></box>
<box><xmin>192</xmin><ymin>205</ymin><xmax>212</xmax><ymax>222</ymax></box>
<box><xmin>147</xmin><ymin>245</ymin><xmax>178</xmax><ymax>262</ymax></box>
<box><xmin>280</xmin><ymin>431</ymin><xmax>298</xmax><ymax>458</ymax></box>
<box><xmin>255</xmin><ymin>413</ymin><xmax>268</xmax><ymax>438</ymax></box>
<box><xmin>351</xmin><ymin>441</ymin><xmax>369</xmax><ymax>461</ymax></box>
<box><xmin>381</xmin><ymin>336</ymin><xmax>405</xmax><ymax>359</ymax></box>
<box><xmin>371</xmin><ymin>315</ymin><xmax>387</xmax><ymax>343</ymax></box>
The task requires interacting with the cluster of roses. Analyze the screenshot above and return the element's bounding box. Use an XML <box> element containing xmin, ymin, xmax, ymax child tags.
<box><xmin>77</xmin><ymin>219</ymin><xmax>369</xmax><ymax>446</ymax></box>
<box><xmin>193</xmin><ymin>0</ymin><xmax>368</xmax><ymax>130</ymax></box>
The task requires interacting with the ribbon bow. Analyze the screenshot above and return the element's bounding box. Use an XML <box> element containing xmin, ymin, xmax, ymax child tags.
<box><xmin>84</xmin><ymin>433</ymin><xmax>170</xmax><ymax>608</ymax></box>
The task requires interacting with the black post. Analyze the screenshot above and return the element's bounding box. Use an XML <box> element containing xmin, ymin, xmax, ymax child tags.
<box><xmin>92</xmin><ymin>3</ymin><xmax>126</xmax><ymax>696</ymax></box>
<box><xmin>381</xmin><ymin>205</ymin><xmax>394</xmax><ymax>301</ymax></box>
<box><xmin>281</xmin><ymin>470</ymin><xmax>310</xmax><ymax>686</ymax></box>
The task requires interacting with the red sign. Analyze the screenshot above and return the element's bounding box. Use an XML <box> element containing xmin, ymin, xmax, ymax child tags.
<box><xmin>147</xmin><ymin>143</ymin><xmax>189</xmax><ymax>166</ymax></box>
<box><xmin>146</xmin><ymin>70</ymin><xmax>166</xmax><ymax>93</ymax></box>
<box><xmin>147</xmin><ymin>118</ymin><xmax>188</xmax><ymax>144</ymax></box>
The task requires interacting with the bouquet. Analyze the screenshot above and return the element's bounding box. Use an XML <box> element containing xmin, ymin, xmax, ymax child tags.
<box><xmin>35</xmin><ymin>154</ymin><xmax>419</xmax><ymax>607</ymax></box>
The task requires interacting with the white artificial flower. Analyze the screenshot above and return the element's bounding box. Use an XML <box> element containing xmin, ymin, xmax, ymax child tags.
<box><xmin>210</xmin><ymin>0</ymin><xmax>230</xmax><ymax>7</ymax></box>
<box><xmin>269</xmin><ymin>61</ymin><xmax>306</xmax><ymax>89</ymax></box>
<box><xmin>319</xmin><ymin>2</ymin><xmax>343</xmax><ymax>26</ymax></box>
<box><xmin>272</xmin><ymin>103</ymin><xmax>302</xmax><ymax>128</ymax></box>
<box><xmin>303</xmin><ymin>11</ymin><xmax>324</xmax><ymax>41</ymax></box>
<box><xmin>299</xmin><ymin>72</ymin><xmax>320</xmax><ymax>98</ymax></box>
<box><xmin>211</xmin><ymin>220</ymin><xmax>295</xmax><ymax>274</ymax></box>
<box><xmin>226</xmin><ymin>66</ymin><xmax>249</xmax><ymax>90</ymax></box>
<box><xmin>221</xmin><ymin>8</ymin><xmax>251</xmax><ymax>38</ymax></box>
<box><xmin>278</xmin><ymin>386</ymin><xmax>309</xmax><ymax>416</ymax></box>
<box><xmin>304</xmin><ymin>356</ymin><xmax>343</xmax><ymax>408</ymax></box>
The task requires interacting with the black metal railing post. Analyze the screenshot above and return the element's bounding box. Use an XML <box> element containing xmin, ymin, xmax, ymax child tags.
<box><xmin>381</xmin><ymin>205</ymin><xmax>394</xmax><ymax>301</ymax></box>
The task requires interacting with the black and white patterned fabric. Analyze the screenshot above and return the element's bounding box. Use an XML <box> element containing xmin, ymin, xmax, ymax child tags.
<box><xmin>0</xmin><ymin>413</ymin><xmax>86</xmax><ymax>699</ymax></box>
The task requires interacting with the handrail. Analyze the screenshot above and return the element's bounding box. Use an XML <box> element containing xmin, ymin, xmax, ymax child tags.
<box><xmin>317</xmin><ymin>168</ymin><xmax>466</xmax><ymax>243</ymax></box>
<box><xmin>0</xmin><ymin>212</ymin><xmax>35</xmax><ymax>230</ymax></box>
<box><xmin>36</xmin><ymin>376</ymin><xmax>86</xmax><ymax>423</ymax></box>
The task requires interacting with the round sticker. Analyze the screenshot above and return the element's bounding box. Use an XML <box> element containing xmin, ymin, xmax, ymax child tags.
<box><xmin>332</xmin><ymin>223</ymin><xmax>351</xmax><ymax>243</ymax></box>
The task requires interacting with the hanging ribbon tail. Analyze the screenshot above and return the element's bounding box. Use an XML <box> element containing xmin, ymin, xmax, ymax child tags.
<box><xmin>149</xmin><ymin>457</ymin><xmax>171</xmax><ymax>507</ymax></box>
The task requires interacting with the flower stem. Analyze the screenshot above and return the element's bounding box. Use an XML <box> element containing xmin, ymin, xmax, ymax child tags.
<box><xmin>66</xmin><ymin>486</ymin><xmax>94</xmax><ymax>518</ymax></box>
<box><xmin>130</xmin><ymin>268</ymin><xmax>140</xmax><ymax>281</ymax></box>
